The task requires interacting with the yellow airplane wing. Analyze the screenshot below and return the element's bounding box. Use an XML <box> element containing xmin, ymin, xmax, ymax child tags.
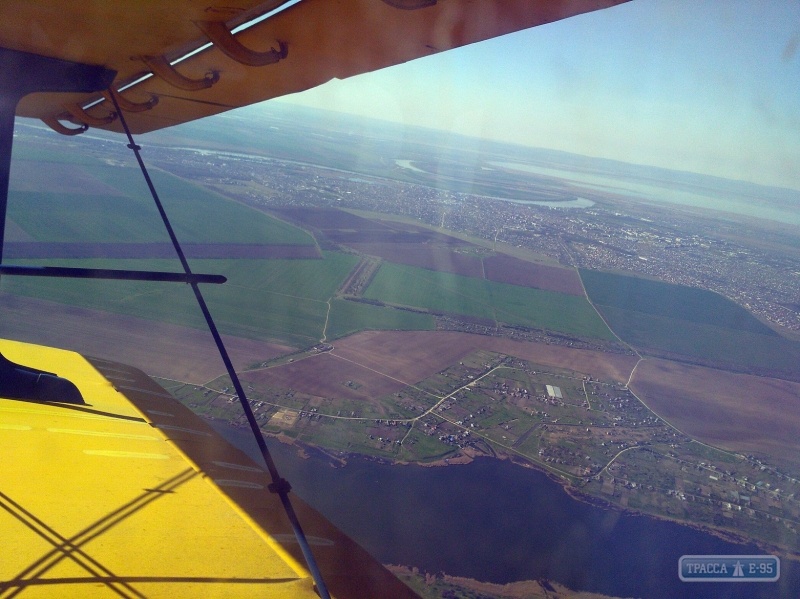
<box><xmin>0</xmin><ymin>0</ymin><xmax>630</xmax><ymax>135</ymax></box>
<box><xmin>0</xmin><ymin>338</ymin><xmax>418</xmax><ymax>599</ymax></box>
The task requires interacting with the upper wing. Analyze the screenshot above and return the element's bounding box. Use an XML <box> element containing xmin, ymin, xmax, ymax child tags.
<box><xmin>1</xmin><ymin>0</ymin><xmax>629</xmax><ymax>134</ymax></box>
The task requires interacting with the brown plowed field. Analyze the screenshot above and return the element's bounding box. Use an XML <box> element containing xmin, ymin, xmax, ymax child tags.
<box><xmin>3</xmin><ymin>242</ymin><xmax>321</xmax><ymax>259</ymax></box>
<box><xmin>345</xmin><ymin>243</ymin><xmax>484</xmax><ymax>278</ymax></box>
<box><xmin>240</xmin><ymin>330</ymin><xmax>637</xmax><ymax>404</ymax></box>
<box><xmin>269</xmin><ymin>207</ymin><xmax>392</xmax><ymax>231</ymax></box>
<box><xmin>326</xmin><ymin>229</ymin><xmax>464</xmax><ymax>245</ymax></box>
<box><xmin>240</xmin><ymin>353</ymin><xmax>405</xmax><ymax>406</ymax></box>
<box><xmin>0</xmin><ymin>293</ymin><xmax>292</xmax><ymax>384</ymax></box>
<box><xmin>630</xmin><ymin>358</ymin><xmax>800</xmax><ymax>464</ymax></box>
<box><xmin>484</xmin><ymin>255</ymin><xmax>584</xmax><ymax>296</ymax></box>
<box><xmin>272</xmin><ymin>207</ymin><xmax>468</xmax><ymax>246</ymax></box>
<box><xmin>333</xmin><ymin>331</ymin><xmax>637</xmax><ymax>384</ymax></box>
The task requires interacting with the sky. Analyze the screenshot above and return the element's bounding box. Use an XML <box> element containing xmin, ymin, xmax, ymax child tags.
<box><xmin>272</xmin><ymin>0</ymin><xmax>800</xmax><ymax>191</ymax></box>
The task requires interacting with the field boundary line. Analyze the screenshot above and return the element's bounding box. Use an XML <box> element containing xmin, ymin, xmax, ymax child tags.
<box><xmin>327</xmin><ymin>352</ymin><xmax>435</xmax><ymax>397</ymax></box>
<box><xmin>623</xmin><ymin>368</ymin><xmax>744</xmax><ymax>462</ymax></box>
<box><xmin>625</xmin><ymin>357</ymin><xmax>644</xmax><ymax>388</ymax></box>
<box><xmin>573</xmin><ymin>265</ymin><xmax>640</xmax><ymax>358</ymax></box>
<box><xmin>571</xmin><ymin>267</ymin><xmax>752</xmax><ymax>468</ymax></box>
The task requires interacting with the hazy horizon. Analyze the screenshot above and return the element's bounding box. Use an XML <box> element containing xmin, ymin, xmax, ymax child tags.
<box><xmin>269</xmin><ymin>0</ymin><xmax>800</xmax><ymax>193</ymax></box>
<box><xmin>248</xmin><ymin>101</ymin><xmax>800</xmax><ymax>200</ymax></box>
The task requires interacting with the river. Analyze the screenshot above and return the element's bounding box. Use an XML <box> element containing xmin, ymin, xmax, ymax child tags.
<box><xmin>212</xmin><ymin>423</ymin><xmax>799</xmax><ymax>599</ymax></box>
<box><xmin>489</xmin><ymin>161</ymin><xmax>800</xmax><ymax>226</ymax></box>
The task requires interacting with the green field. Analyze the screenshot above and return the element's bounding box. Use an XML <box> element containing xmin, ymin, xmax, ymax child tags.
<box><xmin>5</xmin><ymin>147</ymin><xmax>443</xmax><ymax>345</ymax></box>
<box><xmin>219</xmin><ymin>252</ymin><xmax>357</xmax><ymax>301</ymax></box>
<box><xmin>8</xmin><ymin>160</ymin><xmax>314</xmax><ymax>245</ymax></box>
<box><xmin>1</xmin><ymin>253</ymin><xmax>441</xmax><ymax>346</ymax></box>
<box><xmin>325</xmin><ymin>299</ymin><xmax>435</xmax><ymax>340</ymax></box>
<box><xmin>1</xmin><ymin>258</ymin><xmax>330</xmax><ymax>345</ymax></box>
<box><xmin>581</xmin><ymin>269</ymin><xmax>800</xmax><ymax>376</ymax></box>
<box><xmin>580</xmin><ymin>269</ymin><xmax>777</xmax><ymax>336</ymax></box>
<box><xmin>599</xmin><ymin>304</ymin><xmax>800</xmax><ymax>374</ymax></box>
<box><xmin>364</xmin><ymin>262</ymin><xmax>614</xmax><ymax>339</ymax></box>
<box><xmin>11</xmin><ymin>141</ymin><xmax>100</xmax><ymax>165</ymax></box>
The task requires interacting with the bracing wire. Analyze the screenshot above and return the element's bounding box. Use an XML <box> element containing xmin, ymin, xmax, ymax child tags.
<box><xmin>106</xmin><ymin>91</ymin><xmax>331</xmax><ymax>599</ymax></box>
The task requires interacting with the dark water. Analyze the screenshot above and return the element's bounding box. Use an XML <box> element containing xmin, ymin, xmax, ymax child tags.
<box><xmin>213</xmin><ymin>423</ymin><xmax>800</xmax><ymax>599</ymax></box>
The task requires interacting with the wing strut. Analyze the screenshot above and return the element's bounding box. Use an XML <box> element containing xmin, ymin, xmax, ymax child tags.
<box><xmin>106</xmin><ymin>89</ymin><xmax>332</xmax><ymax>599</ymax></box>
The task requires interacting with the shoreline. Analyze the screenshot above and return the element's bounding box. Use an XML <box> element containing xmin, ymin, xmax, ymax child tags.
<box><xmin>385</xmin><ymin>564</ymin><xmax>628</xmax><ymax>599</ymax></box>
<box><xmin>238</xmin><ymin>422</ymin><xmax>800</xmax><ymax>562</ymax></box>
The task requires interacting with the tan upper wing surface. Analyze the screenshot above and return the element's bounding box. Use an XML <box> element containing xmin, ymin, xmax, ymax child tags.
<box><xmin>2</xmin><ymin>0</ymin><xmax>629</xmax><ymax>134</ymax></box>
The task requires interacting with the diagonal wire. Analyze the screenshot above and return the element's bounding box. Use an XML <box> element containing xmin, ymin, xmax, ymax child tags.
<box><xmin>0</xmin><ymin>470</ymin><xmax>196</xmax><ymax>599</ymax></box>
<box><xmin>106</xmin><ymin>90</ymin><xmax>331</xmax><ymax>599</ymax></box>
<box><xmin>7</xmin><ymin>471</ymin><xmax>196</xmax><ymax>592</ymax></box>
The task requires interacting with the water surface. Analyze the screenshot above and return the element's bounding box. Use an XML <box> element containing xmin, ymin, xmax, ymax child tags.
<box><xmin>490</xmin><ymin>161</ymin><xmax>800</xmax><ymax>226</ymax></box>
<box><xmin>214</xmin><ymin>424</ymin><xmax>798</xmax><ymax>599</ymax></box>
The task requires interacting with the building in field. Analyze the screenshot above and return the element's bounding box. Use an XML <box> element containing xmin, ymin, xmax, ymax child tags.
<box><xmin>546</xmin><ymin>385</ymin><xmax>563</xmax><ymax>399</ymax></box>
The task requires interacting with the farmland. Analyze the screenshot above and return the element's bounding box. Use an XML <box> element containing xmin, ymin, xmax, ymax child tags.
<box><xmin>232</xmin><ymin>331</ymin><xmax>638</xmax><ymax>410</ymax></box>
<box><xmin>8</xmin><ymin>124</ymin><xmax>800</xmax><ymax>562</ymax></box>
<box><xmin>326</xmin><ymin>330</ymin><xmax>638</xmax><ymax>383</ymax></box>
<box><xmin>580</xmin><ymin>269</ymin><xmax>777</xmax><ymax>335</ymax></box>
<box><xmin>483</xmin><ymin>254</ymin><xmax>584</xmax><ymax>296</ymax></box>
<box><xmin>166</xmin><ymin>340</ymin><xmax>800</xmax><ymax>553</ymax></box>
<box><xmin>7</xmin><ymin>149</ymin><xmax>611</xmax><ymax>351</ymax></box>
<box><xmin>325</xmin><ymin>299</ymin><xmax>435</xmax><ymax>340</ymax></box>
<box><xmin>273</xmin><ymin>207</ymin><xmax>584</xmax><ymax>295</ymax></box>
<box><xmin>365</xmin><ymin>263</ymin><xmax>614</xmax><ymax>339</ymax></box>
<box><xmin>8</xmin><ymin>154</ymin><xmax>314</xmax><ymax>245</ymax></box>
<box><xmin>581</xmin><ymin>269</ymin><xmax>800</xmax><ymax>379</ymax></box>
<box><xmin>342</xmin><ymin>243</ymin><xmax>485</xmax><ymax>278</ymax></box>
<box><xmin>1</xmin><ymin>252</ymin><xmax>449</xmax><ymax>347</ymax></box>
<box><xmin>598</xmin><ymin>305</ymin><xmax>800</xmax><ymax>377</ymax></box>
<box><xmin>4</xmin><ymin>242</ymin><xmax>321</xmax><ymax>259</ymax></box>
<box><xmin>630</xmin><ymin>358</ymin><xmax>800</xmax><ymax>466</ymax></box>
<box><xmin>1</xmin><ymin>254</ymin><xmax>352</xmax><ymax>345</ymax></box>
<box><xmin>270</xmin><ymin>206</ymin><xmax>395</xmax><ymax>232</ymax></box>
<box><xmin>0</xmin><ymin>292</ymin><xmax>292</xmax><ymax>383</ymax></box>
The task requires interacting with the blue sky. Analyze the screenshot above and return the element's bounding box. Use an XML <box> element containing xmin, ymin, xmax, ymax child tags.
<box><xmin>274</xmin><ymin>0</ymin><xmax>800</xmax><ymax>190</ymax></box>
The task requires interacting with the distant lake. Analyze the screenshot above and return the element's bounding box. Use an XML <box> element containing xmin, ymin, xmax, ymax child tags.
<box><xmin>394</xmin><ymin>158</ymin><xmax>594</xmax><ymax>208</ymax></box>
<box><xmin>503</xmin><ymin>197</ymin><xmax>596</xmax><ymax>209</ymax></box>
<box><xmin>490</xmin><ymin>161</ymin><xmax>800</xmax><ymax>226</ymax></box>
<box><xmin>214</xmin><ymin>423</ymin><xmax>799</xmax><ymax>599</ymax></box>
<box><xmin>395</xmin><ymin>159</ymin><xmax>426</xmax><ymax>173</ymax></box>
